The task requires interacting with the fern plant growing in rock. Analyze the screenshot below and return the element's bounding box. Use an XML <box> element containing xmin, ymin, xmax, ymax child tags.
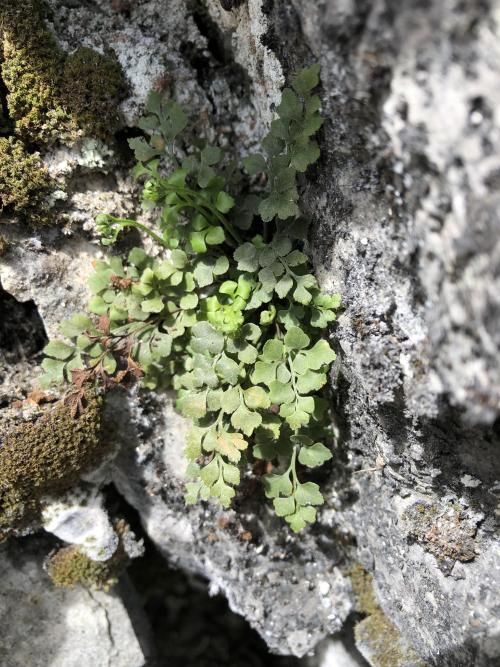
<box><xmin>41</xmin><ymin>64</ymin><xmax>341</xmax><ymax>531</ymax></box>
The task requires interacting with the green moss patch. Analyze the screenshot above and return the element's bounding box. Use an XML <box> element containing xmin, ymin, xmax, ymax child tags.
<box><xmin>350</xmin><ymin>564</ymin><xmax>426</xmax><ymax>667</ymax></box>
<box><xmin>61</xmin><ymin>47</ymin><xmax>127</xmax><ymax>140</ymax></box>
<box><xmin>0</xmin><ymin>0</ymin><xmax>126</xmax><ymax>144</ymax></box>
<box><xmin>0</xmin><ymin>0</ymin><xmax>74</xmax><ymax>143</ymax></box>
<box><xmin>0</xmin><ymin>393</ymin><xmax>105</xmax><ymax>532</ymax></box>
<box><xmin>0</xmin><ymin>0</ymin><xmax>127</xmax><ymax>224</ymax></box>
<box><xmin>47</xmin><ymin>520</ymin><xmax>130</xmax><ymax>591</ymax></box>
<box><xmin>0</xmin><ymin>136</ymin><xmax>53</xmax><ymax>221</ymax></box>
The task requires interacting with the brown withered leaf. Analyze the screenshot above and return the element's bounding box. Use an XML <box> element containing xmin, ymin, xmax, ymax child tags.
<box><xmin>64</xmin><ymin>390</ymin><xmax>87</xmax><ymax>418</ymax></box>
<box><xmin>252</xmin><ymin>460</ymin><xmax>273</xmax><ymax>477</ymax></box>
<box><xmin>71</xmin><ymin>368</ymin><xmax>94</xmax><ymax>389</ymax></box>
<box><xmin>113</xmin><ymin>336</ymin><xmax>133</xmax><ymax>355</ymax></box>
<box><xmin>110</xmin><ymin>275</ymin><xmax>133</xmax><ymax>290</ymax></box>
<box><xmin>27</xmin><ymin>390</ymin><xmax>56</xmax><ymax>405</ymax></box>
<box><xmin>98</xmin><ymin>315</ymin><xmax>110</xmax><ymax>335</ymax></box>
<box><xmin>114</xmin><ymin>369</ymin><xmax>129</xmax><ymax>384</ymax></box>
<box><xmin>127</xmin><ymin>357</ymin><xmax>144</xmax><ymax>379</ymax></box>
<box><xmin>217</xmin><ymin>516</ymin><xmax>232</xmax><ymax>530</ymax></box>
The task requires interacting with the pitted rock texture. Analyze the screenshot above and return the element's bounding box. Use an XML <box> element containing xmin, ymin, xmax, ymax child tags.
<box><xmin>110</xmin><ymin>392</ymin><xmax>353</xmax><ymax>657</ymax></box>
<box><xmin>293</xmin><ymin>0</ymin><xmax>500</xmax><ymax>664</ymax></box>
<box><xmin>0</xmin><ymin>1</ymin><xmax>499</xmax><ymax>666</ymax></box>
<box><xmin>0</xmin><ymin>536</ymin><xmax>149</xmax><ymax>667</ymax></box>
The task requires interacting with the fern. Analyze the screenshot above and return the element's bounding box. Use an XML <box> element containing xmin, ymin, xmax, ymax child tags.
<box><xmin>41</xmin><ymin>65</ymin><xmax>341</xmax><ymax>531</ymax></box>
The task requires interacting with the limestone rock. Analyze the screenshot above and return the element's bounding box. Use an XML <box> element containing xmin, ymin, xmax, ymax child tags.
<box><xmin>0</xmin><ymin>0</ymin><xmax>499</xmax><ymax>665</ymax></box>
<box><xmin>110</xmin><ymin>392</ymin><xmax>353</xmax><ymax>657</ymax></box>
<box><xmin>0</xmin><ymin>536</ymin><xmax>149</xmax><ymax>667</ymax></box>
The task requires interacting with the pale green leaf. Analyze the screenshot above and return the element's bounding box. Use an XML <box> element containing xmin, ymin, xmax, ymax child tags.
<box><xmin>141</xmin><ymin>296</ymin><xmax>164</xmax><ymax>313</ymax></box>
<box><xmin>296</xmin><ymin>369</ymin><xmax>327</xmax><ymax>394</ymax></box>
<box><xmin>215</xmin><ymin>191</ymin><xmax>235</xmax><ymax>213</ymax></box>
<box><xmin>231</xmin><ymin>404</ymin><xmax>262</xmax><ymax>436</ymax></box>
<box><xmin>200</xmin><ymin>458</ymin><xmax>219</xmax><ymax>487</ymax></box>
<box><xmin>284</xmin><ymin>326</ymin><xmax>310</xmax><ymax>350</ymax></box>
<box><xmin>263</xmin><ymin>472</ymin><xmax>293</xmax><ymax>499</ymax></box>
<box><xmin>244</xmin><ymin>386</ymin><xmax>270</xmax><ymax>410</ymax></box>
<box><xmin>274</xmin><ymin>496</ymin><xmax>296</xmax><ymax>517</ymax></box>
<box><xmin>275</xmin><ymin>274</ymin><xmax>293</xmax><ymax>298</ymax></box>
<box><xmin>191</xmin><ymin>322</ymin><xmax>224</xmax><ymax>354</ymax></box>
<box><xmin>268</xmin><ymin>380</ymin><xmax>295</xmax><ymax>405</ymax></box>
<box><xmin>298</xmin><ymin>442</ymin><xmax>332</xmax><ymax>468</ymax></box>
<box><xmin>179</xmin><ymin>392</ymin><xmax>207</xmax><ymax>419</ymax></box>
<box><xmin>262</xmin><ymin>339</ymin><xmax>284</xmax><ymax>362</ymax></box>
<box><xmin>295</xmin><ymin>481</ymin><xmax>324</xmax><ymax>506</ymax></box>
<box><xmin>234</xmin><ymin>243</ymin><xmax>259</xmax><ymax>272</ymax></box>
<box><xmin>43</xmin><ymin>340</ymin><xmax>75</xmax><ymax>361</ymax></box>
<box><xmin>220</xmin><ymin>386</ymin><xmax>240</xmax><ymax>414</ymax></box>
<box><xmin>251</xmin><ymin>361</ymin><xmax>276</xmax><ymax>386</ymax></box>
<box><xmin>244</xmin><ymin>154</ymin><xmax>267</xmax><ymax>175</ymax></box>
<box><xmin>306</xmin><ymin>339</ymin><xmax>336</xmax><ymax>369</ymax></box>
<box><xmin>215</xmin><ymin>353</ymin><xmax>240</xmax><ymax>385</ymax></box>
<box><xmin>185</xmin><ymin>482</ymin><xmax>201</xmax><ymax>505</ymax></box>
<box><xmin>216</xmin><ymin>431</ymin><xmax>247</xmax><ymax>463</ymax></box>
<box><xmin>59</xmin><ymin>314</ymin><xmax>92</xmax><ymax>338</ymax></box>
<box><xmin>291</xmin><ymin>63</ymin><xmax>321</xmax><ymax>95</ymax></box>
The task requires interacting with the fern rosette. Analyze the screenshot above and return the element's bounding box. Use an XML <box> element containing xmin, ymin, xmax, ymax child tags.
<box><xmin>41</xmin><ymin>64</ymin><xmax>341</xmax><ymax>531</ymax></box>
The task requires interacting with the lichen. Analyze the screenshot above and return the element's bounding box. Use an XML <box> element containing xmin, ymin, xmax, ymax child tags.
<box><xmin>349</xmin><ymin>564</ymin><xmax>426</xmax><ymax>667</ymax></box>
<box><xmin>0</xmin><ymin>136</ymin><xmax>52</xmax><ymax>221</ymax></box>
<box><xmin>0</xmin><ymin>0</ymin><xmax>126</xmax><ymax>145</ymax></box>
<box><xmin>46</xmin><ymin>520</ymin><xmax>130</xmax><ymax>591</ymax></box>
<box><xmin>403</xmin><ymin>500</ymin><xmax>477</xmax><ymax>563</ymax></box>
<box><xmin>0</xmin><ymin>392</ymin><xmax>105</xmax><ymax>531</ymax></box>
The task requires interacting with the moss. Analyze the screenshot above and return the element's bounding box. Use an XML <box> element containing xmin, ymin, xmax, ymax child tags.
<box><xmin>0</xmin><ymin>136</ymin><xmax>52</xmax><ymax>221</ymax></box>
<box><xmin>0</xmin><ymin>0</ymin><xmax>126</xmax><ymax>145</ymax></box>
<box><xmin>47</xmin><ymin>520</ymin><xmax>130</xmax><ymax>591</ymax></box>
<box><xmin>61</xmin><ymin>47</ymin><xmax>127</xmax><ymax>140</ymax></box>
<box><xmin>0</xmin><ymin>0</ymin><xmax>75</xmax><ymax>143</ymax></box>
<box><xmin>350</xmin><ymin>564</ymin><xmax>380</xmax><ymax>616</ymax></box>
<box><xmin>349</xmin><ymin>565</ymin><xmax>426</xmax><ymax>667</ymax></box>
<box><xmin>0</xmin><ymin>1</ymin><xmax>127</xmax><ymax>225</ymax></box>
<box><xmin>0</xmin><ymin>392</ymin><xmax>105</xmax><ymax>530</ymax></box>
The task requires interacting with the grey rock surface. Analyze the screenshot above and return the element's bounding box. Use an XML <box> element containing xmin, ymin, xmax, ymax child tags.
<box><xmin>1</xmin><ymin>0</ymin><xmax>499</xmax><ymax>665</ymax></box>
<box><xmin>110</xmin><ymin>392</ymin><xmax>352</xmax><ymax>657</ymax></box>
<box><xmin>0</xmin><ymin>536</ymin><xmax>149</xmax><ymax>667</ymax></box>
<box><xmin>294</xmin><ymin>0</ymin><xmax>500</xmax><ymax>664</ymax></box>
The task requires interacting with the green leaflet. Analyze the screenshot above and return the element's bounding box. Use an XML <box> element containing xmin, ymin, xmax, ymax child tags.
<box><xmin>41</xmin><ymin>64</ymin><xmax>341</xmax><ymax>532</ymax></box>
<box><xmin>242</xmin><ymin>64</ymin><xmax>324</xmax><ymax>222</ymax></box>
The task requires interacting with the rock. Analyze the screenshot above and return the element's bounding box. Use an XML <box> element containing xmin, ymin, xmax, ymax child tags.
<box><xmin>42</xmin><ymin>490</ymin><xmax>120</xmax><ymax>561</ymax></box>
<box><xmin>110</xmin><ymin>391</ymin><xmax>352</xmax><ymax>657</ymax></box>
<box><xmin>0</xmin><ymin>536</ymin><xmax>149</xmax><ymax>667</ymax></box>
<box><xmin>288</xmin><ymin>0</ymin><xmax>500</xmax><ymax>663</ymax></box>
<box><xmin>1</xmin><ymin>0</ymin><xmax>499</xmax><ymax>665</ymax></box>
<box><xmin>315</xmin><ymin>635</ymin><xmax>368</xmax><ymax>667</ymax></box>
